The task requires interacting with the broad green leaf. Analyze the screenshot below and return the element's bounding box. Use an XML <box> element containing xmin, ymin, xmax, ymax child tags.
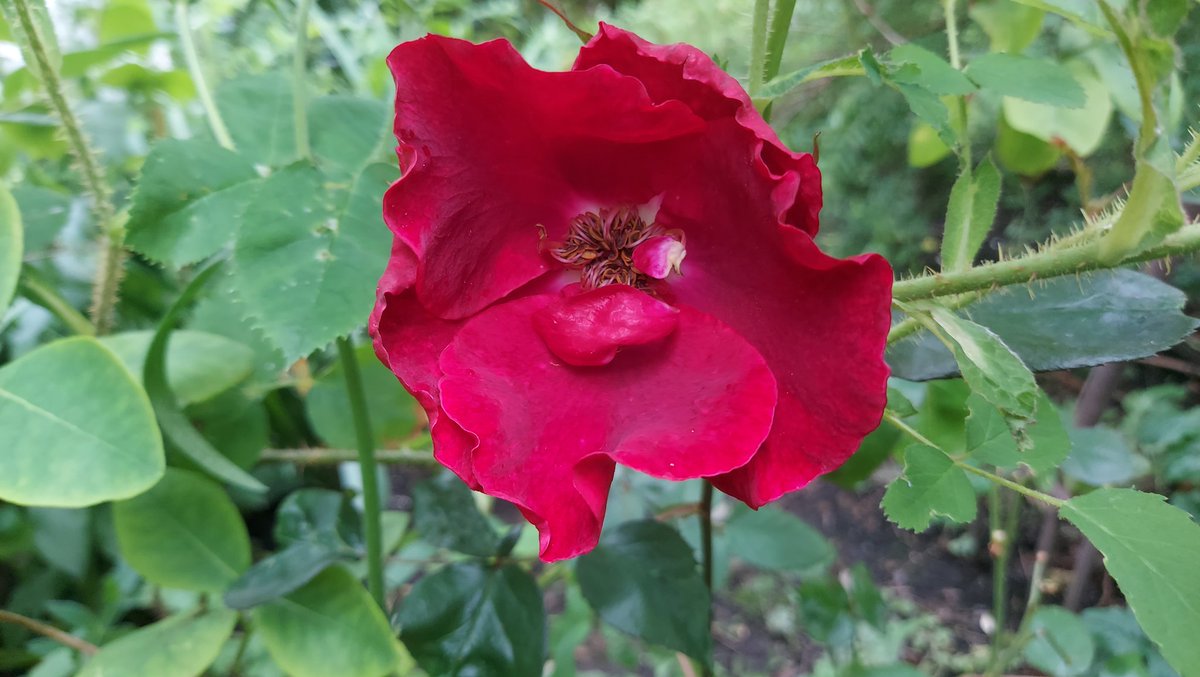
<box><xmin>892</xmin><ymin>81</ymin><xmax>954</xmax><ymax>146</ymax></box>
<box><xmin>29</xmin><ymin>508</ymin><xmax>90</xmax><ymax>579</ymax></box>
<box><xmin>308</xmin><ymin>96</ymin><xmax>390</xmax><ymax>179</ymax></box>
<box><xmin>881</xmin><ymin>445</ymin><xmax>977</xmax><ymax>531</ymax></box>
<box><xmin>970</xmin><ymin>0</ymin><xmax>1045</xmax><ymax>52</ymax></box>
<box><xmin>928</xmin><ymin>307</ymin><xmax>1037</xmax><ymax>422</ymax></box>
<box><xmin>99</xmin><ymin>330</ymin><xmax>253</xmax><ymax>406</ymax></box>
<box><xmin>215</xmin><ymin>74</ymin><xmax>295</xmax><ymax>167</ymax></box>
<box><xmin>411</xmin><ymin>472</ymin><xmax>500</xmax><ymax>557</ymax></box>
<box><xmin>189</xmin><ymin>268</ymin><xmax>287</xmax><ymax>388</ymax></box>
<box><xmin>887</xmin><ymin>270</ymin><xmax>1198</xmax><ymax>380</ymax></box>
<box><xmin>0</xmin><ymin>337</ymin><xmax>163</xmax><ymax>507</ymax></box>
<box><xmin>125</xmin><ymin>139</ymin><xmax>260</xmax><ymax>267</ymax></box>
<box><xmin>273</xmin><ymin>488</ymin><xmax>363</xmax><ymax>550</ymax></box>
<box><xmin>306</xmin><ymin>343</ymin><xmax>419</xmax><ymax>449</ymax></box>
<box><xmin>1060</xmin><ymin>489</ymin><xmax>1200</xmax><ymax>677</ymax></box>
<box><xmin>940</xmin><ymin>156</ymin><xmax>1001</xmax><ymax>272</ymax></box>
<box><xmin>10</xmin><ymin>185</ymin><xmax>70</xmax><ymax>250</ymax></box>
<box><xmin>1003</xmin><ymin>61</ymin><xmax>1113</xmax><ymax>156</ymax></box>
<box><xmin>232</xmin><ymin>162</ymin><xmax>393</xmax><ymax>358</ymax></box>
<box><xmin>0</xmin><ymin>186</ymin><xmax>20</xmax><ymax>315</ymax></box>
<box><xmin>965</xmin><ymin>53</ymin><xmax>1086</xmax><ymax>107</ymax></box>
<box><xmin>966</xmin><ymin>391</ymin><xmax>1071</xmax><ymax>473</ymax></box>
<box><xmin>187</xmin><ymin>391</ymin><xmax>268</xmax><ymax>469</ymax></box>
<box><xmin>1023</xmin><ymin>607</ymin><xmax>1096</xmax><ymax>676</ymax></box>
<box><xmin>798</xmin><ymin>577</ymin><xmax>853</xmax><ymax>645</ymax></box>
<box><xmin>1063</xmin><ymin>426</ymin><xmax>1150</xmax><ymax>486</ymax></box>
<box><xmin>143</xmin><ymin>263</ymin><xmax>265</xmax><ymax>493</ymax></box>
<box><xmin>224</xmin><ymin>540</ymin><xmax>345</xmax><ymax>610</ymax></box>
<box><xmin>761</xmin><ymin>52</ymin><xmax>866</xmax><ymax>99</ymax></box>
<box><xmin>996</xmin><ymin>112</ymin><xmax>1061</xmax><ymax>176</ymax></box>
<box><xmin>1144</xmin><ymin>0</ymin><xmax>1190</xmax><ymax>36</ymax></box>
<box><xmin>255</xmin><ymin>566</ymin><xmax>398</xmax><ymax>677</ymax></box>
<box><xmin>78</xmin><ymin>610</ymin><xmax>236</xmax><ymax>677</ymax></box>
<box><xmin>887</xmin><ymin>44</ymin><xmax>976</xmax><ymax>95</ymax></box>
<box><xmin>396</xmin><ymin>561</ymin><xmax>546</xmax><ymax>677</ymax></box>
<box><xmin>576</xmin><ymin>520</ymin><xmax>710</xmax><ymax>660</ymax></box>
<box><xmin>99</xmin><ymin>64</ymin><xmax>196</xmax><ymax>100</ymax></box>
<box><xmin>1010</xmin><ymin>0</ymin><xmax>1110</xmax><ymax>35</ymax></box>
<box><xmin>725</xmin><ymin>507</ymin><xmax>834</xmax><ymax>575</ymax></box>
<box><xmin>113</xmin><ymin>468</ymin><xmax>250</xmax><ymax>592</ymax></box>
<box><xmin>825</xmin><ymin>423</ymin><xmax>900</xmax><ymax>489</ymax></box>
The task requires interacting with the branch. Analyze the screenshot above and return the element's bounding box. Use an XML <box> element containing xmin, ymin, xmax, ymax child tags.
<box><xmin>0</xmin><ymin>610</ymin><xmax>98</xmax><ymax>656</ymax></box>
<box><xmin>260</xmin><ymin>446</ymin><xmax>438</xmax><ymax>466</ymax></box>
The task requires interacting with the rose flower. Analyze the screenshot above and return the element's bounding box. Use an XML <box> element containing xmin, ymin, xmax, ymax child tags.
<box><xmin>371</xmin><ymin>25</ymin><xmax>892</xmax><ymax>561</ymax></box>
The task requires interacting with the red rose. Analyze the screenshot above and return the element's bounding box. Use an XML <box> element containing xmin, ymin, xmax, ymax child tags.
<box><xmin>371</xmin><ymin>25</ymin><xmax>892</xmax><ymax>561</ymax></box>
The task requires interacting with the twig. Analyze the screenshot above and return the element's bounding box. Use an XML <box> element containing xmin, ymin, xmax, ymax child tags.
<box><xmin>260</xmin><ymin>446</ymin><xmax>438</xmax><ymax>465</ymax></box>
<box><xmin>534</xmin><ymin>0</ymin><xmax>592</xmax><ymax>42</ymax></box>
<box><xmin>0</xmin><ymin>610</ymin><xmax>98</xmax><ymax>656</ymax></box>
<box><xmin>852</xmin><ymin>0</ymin><xmax>905</xmax><ymax>45</ymax></box>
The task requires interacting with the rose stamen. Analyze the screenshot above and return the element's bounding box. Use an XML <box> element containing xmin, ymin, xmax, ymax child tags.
<box><xmin>544</xmin><ymin>206</ymin><xmax>681</xmax><ymax>289</ymax></box>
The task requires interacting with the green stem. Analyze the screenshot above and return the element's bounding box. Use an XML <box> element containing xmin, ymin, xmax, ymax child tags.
<box><xmin>958</xmin><ymin>464</ymin><xmax>1064</xmax><ymax>508</ymax></box>
<box><xmin>942</xmin><ymin>0</ymin><xmax>961</xmax><ymax>70</ymax></box>
<box><xmin>336</xmin><ymin>336</ymin><xmax>385</xmax><ymax>609</ymax></box>
<box><xmin>0</xmin><ymin>609</ymin><xmax>97</xmax><ymax>655</ymax></box>
<box><xmin>11</xmin><ymin>0</ymin><xmax>122</xmax><ymax>334</ymax></box>
<box><xmin>699</xmin><ymin>480</ymin><xmax>715</xmax><ymax>677</ymax></box>
<box><xmin>260</xmin><ymin>445</ymin><xmax>437</xmax><ymax>465</ymax></box>
<box><xmin>887</xmin><ymin>291</ymin><xmax>981</xmax><ymax>344</ymax></box>
<box><xmin>17</xmin><ymin>267</ymin><xmax>94</xmax><ymax>336</ymax></box>
<box><xmin>748</xmin><ymin>0</ymin><xmax>770</xmax><ymax>96</ymax></box>
<box><xmin>763</xmin><ymin>0</ymin><xmax>797</xmax><ymax>82</ymax></box>
<box><xmin>293</xmin><ymin>0</ymin><xmax>314</xmax><ymax>161</ymax></box>
<box><xmin>175</xmin><ymin>0</ymin><xmax>234</xmax><ymax>150</ymax></box>
<box><xmin>891</xmin><ymin>222</ymin><xmax>1200</xmax><ymax>302</ymax></box>
<box><xmin>882</xmin><ymin>410</ymin><xmax>939</xmax><ymax>448</ymax></box>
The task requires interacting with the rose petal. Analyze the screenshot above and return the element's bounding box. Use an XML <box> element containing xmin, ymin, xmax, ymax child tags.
<box><xmin>533</xmin><ymin>285</ymin><xmax>679</xmax><ymax>366</ymax></box>
<box><xmin>437</xmin><ymin>294</ymin><xmax>777</xmax><ymax>560</ymax></box>
<box><xmin>385</xmin><ymin>34</ymin><xmax>706</xmax><ymax>319</ymax></box>
<box><xmin>575</xmin><ymin>24</ymin><xmax>822</xmax><ymax>235</ymax></box>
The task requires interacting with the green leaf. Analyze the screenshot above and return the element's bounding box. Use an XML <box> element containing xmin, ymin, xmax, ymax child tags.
<box><xmin>928</xmin><ymin>306</ymin><xmax>1037</xmax><ymax>422</ymax></box>
<box><xmin>396</xmin><ymin>561</ymin><xmax>546</xmax><ymax>677</ymax></box>
<box><xmin>761</xmin><ymin>52</ymin><xmax>867</xmax><ymax>99</ymax></box>
<box><xmin>1010</xmin><ymin>0</ymin><xmax>1109</xmax><ymax>35</ymax></box>
<box><xmin>889</xmin><ymin>271</ymin><xmax>1199</xmax><ymax>380</ymax></box>
<box><xmin>113</xmin><ymin>468</ymin><xmax>251</xmax><ymax>592</ymax></box>
<box><xmin>215</xmin><ymin>74</ymin><xmax>296</xmax><ymax>167</ymax></box>
<box><xmin>576</xmin><ymin>520</ymin><xmax>710</xmax><ymax>660</ymax></box>
<box><xmin>907</xmin><ymin>122</ymin><xmax>952</xmax><ymax>168</ymax></box>
<box><xmin>965</xmin><ymin>53</ymin><xmax>1086</xmax><ymax>107</ymax></box>
<box><xmin>1063</xmin><ymin>426</ymin><xmax>1150</xmax><ymax>486</ymax></box>
<box><xmin>10</xmin><ymin>185</ymin><xmax>70</xmax><ymax>251</ymax></box>
<box><xmin>1023</xmin><ymin>606</ymin><xmax>1096</xmax><ymax>677</ymax></box>
<box><xmin>0</xmin><ymin>337</ymin><xmax>164</xmax><ymax>507</ymax></box>
<box><xmin>798</xmin><ymin>577</ymin><xmax>853</xmax><ymax>645</ymax></box>
<box><xmin>306</xmin><ymin>343</ymin><xmax>419</xmax><ymax>449</ymax></box>
<box><xmin>411</xmin><ymin>472</ymin><xmax>499</xmax><ymax>557</ymax></box>
<box><xmin>29</xmin><ymin>507</ymin><xmax>90</xmax><ymax>579</ymax></box>
<box><xmin>825</xmin><ymin>423</ymin><xmax>900</xmax><ymax>489</ymax></box>
<box><xmin>966</xmin><ymin>391</ymin><xmax>1071</xmax><ymax>473</ymax></box>
<box><xmin>881</xmin><ymin>445</ymin><xmax>977</xmax><ymax>531</ymax></box>
<box><xmin>143</xmin><ymin>263</ymin><xmax>266</xmax><ymax>493</ymax></box>
<box><xmin>725</xmin><ymin>507</ymin><xmax>834</xmax><ymax>575</ymax></box>
<box><xmin>892</xmin><ymin>81</ymin><xmax>954</xmax><ymax>146</ymax></box>
<box><xmin>308</xmin><ymin>96</ymin><xmax>390</xmax><ymax>179</ymax></box>
<box><xmin>1060</xmin><ymin>489</ymin><xmax>1200</xmax><ymax>677</ymax></box>
<box><xmin>255</xmin><ymin>566</ymin><xmax>398</xmax><ymax>677</ymax></box>
<box><xmin>188</xmin><ymin>268</ymin><xmax>287</xmax><ymax>388</ymax></box>
<box><xmin>97</xmin><ymin>0</ymin><xmax>155</xmax><ymax>46</ymax></box>
<box><xmin>1003</xmin><ymin>61</ymin><xmax>1114</xmax><ymax>156</ymax></box>
<box><xmin>273</xmin><ymin>488</ymin><xmax>363</xmax><ymax>549</ymax></box>
<box><xmin>0</xmin><ymin>186</ymin><xmax>20</xmax><ymax>315</ymax></box>
<box><xmin>187</xmin><ymin>391</ymin><xmax>268</xmax><ymax>470</ymax></box>
<box><xmin>125</xmin><ymin>139</ymin><xmax>261</xmax><ymax>267</ymax></box>
<box><xmin>99</xmin><ymin>330</ymin><xmax>254</xmax><ymax>406</ymax></box>
<box><xmin>996</xmin><ymin>112</ymin><xmax>1062</xmax><ymax>176</ymax></box>
<box><xmin>78</xmin><ymin>610</ymin><xmax>236</xmax><ymax>677</ymax></box>
<box><xmin>232</xmin><ymin>162</ymin><xmax>393</xmax><ymax>358</ymax></box>
<box><xmin>224</xmin><ymin>540</ymin><xmax>345</xmax><ymax>610</ymax></box>
<box><xmin>887</xmin><ymin>44</ymin><xmax>976</xmax><ymax>95</ymax></box>
<box><xmin>1098</xmin><ymin>159</ymin><xmax>1184</xmax><ymax>263</ymax></box>
<box><xmin>970</xmin><ymin>0</ymin><xmax>1045</xmax><ymax>52</ymax></box>
<box><xmin>940</xmin><ymin>156</ymin><xmax>1001</xmax><ymax>272</ymax></box>
<box><xmin>1143</xmin><ymin>0</ymin><xmax>1190</xmax><ymax>36</ymax></box>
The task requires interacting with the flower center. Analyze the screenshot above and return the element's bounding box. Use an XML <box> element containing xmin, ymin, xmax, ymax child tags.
<box><xmin>541</xmin><ymin>207</ymin><xmax>684</xmax><ymax>289</ymax></box>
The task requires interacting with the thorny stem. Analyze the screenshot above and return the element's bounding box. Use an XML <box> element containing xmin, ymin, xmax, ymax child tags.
<box><xmin>175</xmin><ymin>0</ymin><xmax>235</xmax><ymax>150</ymax></box>
<box><xmin>891</xmin><ymin>222</ymin><xmax>1200</xmax><ymax>302</ymax></box>
<box><xmin>699</xmin><ymin>481</ymin><xmax>715</xmax><ymax>677</ymax></box>
<box><xmin>748</xmin><ymin>0</ymin><xmax>770</xmax><ymax>96</ymax></box>
<box><xmin>11</xmin><ymin>0</ymin><xmax>122</xmax><ymax>334</ymax></box>
<box><xmin>336</xmin><ymin>336</ymin><xmax>386</xmax><ymax>609</ymax></box>
<box><xmin>942</xmin><ymin>0</ymin><xmax>961</xmax><ymax>70</ymax></box>
<box><xmin>0</xmin><ymin>610</ymin><xmax>98</xmax><ymax>656</ymax></box>
<box><xmin>293</xmin><ymin>0</ymin><xmax>314</xmax><ymax>161</ymax></box>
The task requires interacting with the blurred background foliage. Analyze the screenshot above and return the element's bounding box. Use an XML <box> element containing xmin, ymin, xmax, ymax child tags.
<box><xmin>2</xmin><ymin>0</ymin><xmax>1199</xmax><ymax>676</ymax></box>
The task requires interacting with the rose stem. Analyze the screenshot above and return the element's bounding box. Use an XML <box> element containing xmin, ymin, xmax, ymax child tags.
<box><xmin>699</xmin><ymin>480</ymin><xmax>715</xmax><ymax>677</ymax></box>
<box><xmin>337</xmin><ymin>336</ymin><xmax>386</xmax><ymax>609</ymax></box>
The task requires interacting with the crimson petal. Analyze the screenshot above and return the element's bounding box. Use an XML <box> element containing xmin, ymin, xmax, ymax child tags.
<box><xmin>437</xmin><ymin>293</ymin><xmax>777</xmax><ymax>561</ymax></box>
